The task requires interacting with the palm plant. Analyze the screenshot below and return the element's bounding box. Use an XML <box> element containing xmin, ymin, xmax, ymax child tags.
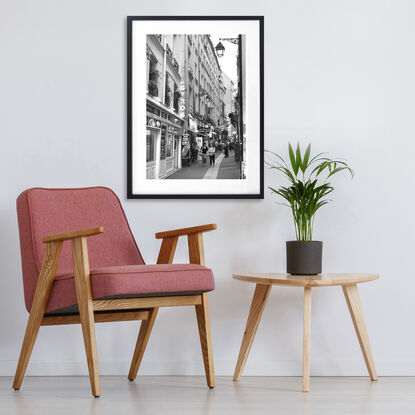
<box><xmin>267</xmin><ymin>143</ymin><xmax>353</xmax><ymax>241</ymax></box>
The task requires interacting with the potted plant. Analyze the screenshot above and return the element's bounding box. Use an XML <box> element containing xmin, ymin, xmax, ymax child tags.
<box><xmin>267</xmin><ymin>143</ymin><xmax>353</xmax><ymax>275</ymax></box>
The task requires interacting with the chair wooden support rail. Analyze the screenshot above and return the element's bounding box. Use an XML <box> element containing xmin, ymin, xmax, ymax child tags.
<box><xmin>13</xmin><ymin>223</ymin><xmax>217</xmax><ymax>397</ymax></box>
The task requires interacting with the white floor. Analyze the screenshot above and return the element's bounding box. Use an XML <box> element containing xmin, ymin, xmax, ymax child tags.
<box><xmin>1</xmin><ymin>376</ymin><xmax>414</xmax><ymax>415</ymax></box>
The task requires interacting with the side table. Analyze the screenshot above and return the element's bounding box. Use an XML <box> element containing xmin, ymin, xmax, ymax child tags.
<box><xmin>232</xmin><ymin>273</ymin><xmax>379</xmax><ymax>391</ymax></box>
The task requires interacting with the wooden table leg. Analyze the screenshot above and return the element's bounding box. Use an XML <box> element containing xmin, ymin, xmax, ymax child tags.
<box><xmin>342</xmin><ymin>284</ymin><xmax>378</xmax><ymax>381</ymax></box>
<box><xmin>302</xmin><ymin>287</ymin><xmax>312</xmax><ymax>392</ymax></box>
<box><xmin>233</xmin><ymin>283</ymin><xmax>271</xmax><ymax>381</ymax></box>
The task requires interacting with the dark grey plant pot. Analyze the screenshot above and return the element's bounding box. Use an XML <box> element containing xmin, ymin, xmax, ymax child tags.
<box><xmin>286</xmin><ymin>241</ymin><xmax>322</xmax><ymax>275</ymax></box>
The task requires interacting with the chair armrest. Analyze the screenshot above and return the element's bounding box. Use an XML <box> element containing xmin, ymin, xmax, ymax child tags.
<box><xmin>155</xmin><ymin>224</ymin><xmax>216</xmax><ymax>240</ymax></box>
<box><xmin>156</xmin><ymin>224</ymin><xmax>216</xmax><ymax>265</ymax></box>
<box><xmin>42</xmin><ymin>227</ymin><xmax>104</xmax><ymax>243</ymax></box>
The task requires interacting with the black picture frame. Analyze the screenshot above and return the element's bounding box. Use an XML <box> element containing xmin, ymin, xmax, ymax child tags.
<box><xmin>127</xmin><ymin>16</ymin><xmax>264</xmax><ymax>199</ymax></box>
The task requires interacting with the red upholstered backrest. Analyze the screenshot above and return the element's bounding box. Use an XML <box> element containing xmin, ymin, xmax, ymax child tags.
<box><xmin>16</xmin><ymin>187</ymin><xmax>145</xmax><ymax>312</ymax></box>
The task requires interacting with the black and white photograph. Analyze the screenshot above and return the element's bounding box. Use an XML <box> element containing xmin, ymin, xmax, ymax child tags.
<box><xmin>128</xmin><ymin>17</ymin><xmax>263</xmax><ymax>198</ymax></box>
<box><xmin>146</xmin><ymin>33</ymin><xmax>244</xmax><ymax>181</ymax></box>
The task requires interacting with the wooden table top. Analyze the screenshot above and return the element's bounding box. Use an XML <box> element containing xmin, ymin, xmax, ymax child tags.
<box><xmin>232</xmin><ymin>273</ymin><xmax>379</xmax><ymax>287</ymax></box>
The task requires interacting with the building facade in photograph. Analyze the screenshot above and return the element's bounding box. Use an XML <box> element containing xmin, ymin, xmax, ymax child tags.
<box><xmin>185</xmin><ymin>35</ymin><xmax>226</xmax><ymax>145</ymax></box>
<box><xmin>237</xmin><ymin>35</ymin><xmax>247</xmax><ymax>178</ymax></box>
<box><xmin>146</xmin><ymin>34</ymin><xmax>239</xmax><ymax>179</ymax></box>
<box><xmin>146</xmin><ymin>34</ymin><xmax>185</xmax><ymax>179</ymax></box>
<box><xmin>222</xmin><ymin>72</ymin><xmax>236</xmax><ymax>141</ymax></box>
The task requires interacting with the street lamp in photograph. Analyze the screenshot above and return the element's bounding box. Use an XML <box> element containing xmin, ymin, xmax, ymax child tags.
<box><xmin>214</xmin><ymin>38</ymin><xmax>240</xmax><ymax>62</ymax></box>
<box><xmin>214</xmin><ymin>41</ymin><xmax>225</xmax><ymax>58</ymax></box>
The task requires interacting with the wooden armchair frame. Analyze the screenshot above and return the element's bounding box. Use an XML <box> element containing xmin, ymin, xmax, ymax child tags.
<box><xmin>13</xmin><ymin>224</ymin><xmax>217</xmax><ymax>397</ymax></box>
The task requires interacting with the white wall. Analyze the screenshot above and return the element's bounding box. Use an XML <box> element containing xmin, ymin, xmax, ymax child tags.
<box><xmin>1</xmin><ymin>0</ymin><xmax>415</xmax><ymax>377</ymax></box>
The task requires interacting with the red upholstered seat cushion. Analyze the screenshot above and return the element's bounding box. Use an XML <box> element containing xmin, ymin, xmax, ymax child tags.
<box><xmin>46</xmin><ymin>264</ymin><xmax>214</xmax><ymax>313</ymax></box>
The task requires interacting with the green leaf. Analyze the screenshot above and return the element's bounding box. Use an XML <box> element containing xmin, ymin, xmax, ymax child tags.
<box><xmin>301</xmin><ymin>143</ymin><xmax>311</xmax><ymax>173</ymax></box>
<box><xmin>327</xmin><ymin>166</ymin><xmax>346</xmax><ymax>178</ymax></box>
<box><xmin>288</xmin><ymin>143</ymin><xmax>299</xmax><ymax>176</ymax></box>
<box><xmin>265</xmin><ymin>150</ymin><xmax>290</xmax><ymax>169</ymax></box>
<box><xmin>308</xmin><ymin>152</ymin><xmax>328</xmax><ymax>165</ymax></box>
<box><xmin>295</xmin><ymin>143</ymin><xmax>302</xmax><ymax>174</ymax></box>
<box><xmin>311</xmin><ymin>161</ymin><xmax>329</xmax><ymax>177</ymax></box>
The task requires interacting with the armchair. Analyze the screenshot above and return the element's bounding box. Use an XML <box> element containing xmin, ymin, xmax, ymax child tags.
<box><xmin>13</xmin><ymin>187</ymin><xmax>216</xmax><ymax>397</ymax></box>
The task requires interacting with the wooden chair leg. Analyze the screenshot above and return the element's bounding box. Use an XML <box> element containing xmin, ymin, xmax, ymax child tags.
<box><xmin>233</xmin><ymin>283</ymin><xmax>271</xmax><ymax>381</ymax></box>
<box><xmin>342</xmin><ymin>284</ymin><xmax>378</xmax><ymax>380</ymax></box>
<box><xmin>128</xmin><ymin>307</ymin><xmax>159</xmax><ymax>381</ymax></box>
<box><xmin>13</xmin><ymin>241</ymin><xmax>63</xmax><ymax>390</ymax></box>
<box><xmin>302</xmin><ymin>287</ymin><xmax>312</xmax><ymax>392</ymax></box>
<box><xmin>72</xmin><ymin>237</ymin><xmax>100</xmax><ymax>397</ymax></box>
<box><xmin>195</xmin><ymin>293</ymin><xmax>215</xmax><ymax>388</ymax></box>
<box><xmin>13</xmin><ymin>314</ymin><xmax>42</xmax><ymax>391</ymax></box>
<box><xmin>126</xmin><ymin>233</ymin><xmax>174</xmax><ymax>380</ymax></box>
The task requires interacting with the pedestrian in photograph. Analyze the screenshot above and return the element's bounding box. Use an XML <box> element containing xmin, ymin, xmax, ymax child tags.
<box><xmin>191</xmin><ymin>142</ymin><xmax>198</xmax><ymax>164</ymax></box>
<box><xmin>181</xmin><ymin>142</ymin><xmax>191</xmax><ymax>166</ymax></box>
<box><xmin>224</xmin><ymin>142</ymin><xmax>229</xmax><ymax>158</ymax></box>
<box><xmin>201</xmin><ymin>141</ymin><xmax>208</xmax><ymax>165</ymax></box>
<box><xmin>208</xmin><ymin>142</ymin><xmax>216</xmax><ymax>166</ymax></box>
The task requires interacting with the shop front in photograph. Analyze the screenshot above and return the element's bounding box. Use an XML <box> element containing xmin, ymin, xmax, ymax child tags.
<box><xmin>146</xmin><ymin>101</ymin><xmax>184</xmax><ymax>179</ymax></box>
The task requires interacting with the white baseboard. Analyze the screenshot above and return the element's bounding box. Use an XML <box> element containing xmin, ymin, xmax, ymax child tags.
<box><xmin>1</xmin><ymin>359</ymin><xmax>415</xmax><ymax>377</ymax></box>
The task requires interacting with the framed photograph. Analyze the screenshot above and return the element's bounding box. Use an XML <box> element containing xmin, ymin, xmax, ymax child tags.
<box><xmin>127</xmin><ymin>16</ymin><xmax>264</xmax><ymax>199</ymax></box>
